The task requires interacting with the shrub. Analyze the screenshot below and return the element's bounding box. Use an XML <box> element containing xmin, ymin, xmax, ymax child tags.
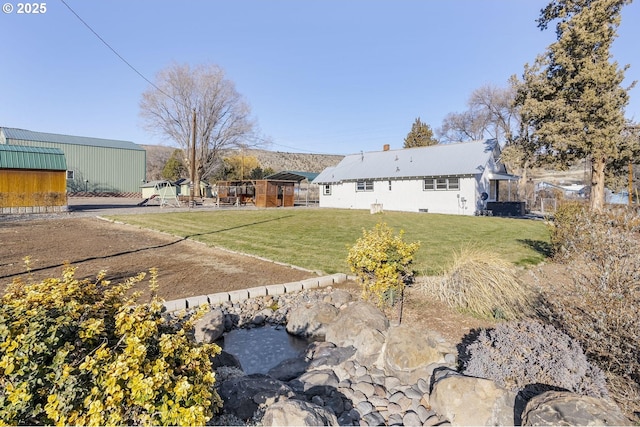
<box><xmin>547</xmin><ymin>200</ymin><xmax>587</xmax><ymax>257</ymax></box>
<box><xmin>462</xmin><ymin>320</ymin><xmax>608</xmax><ymax>399</ymax></box>
<box><xmin>346</xmin><ymin>222</ymin><xmax>420</xmax><ymax>308</ymax></box>
<box><xmin>0</xmin><ymin>263</ymin><xmax>222</xmax><ymax>426</ymax></box>
<box><xmin>538</xmin><ymin>207</ymin><xmax>640</xmax><ymax>415</ymax></box>
<box><xmin>422</xmin><ymin>247</ymin><xmax>533</xmax><ymax>320</ymax></box>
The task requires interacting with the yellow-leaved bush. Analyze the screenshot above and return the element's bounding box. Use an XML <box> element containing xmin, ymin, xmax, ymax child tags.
<box><xmin>347</xmin><ymin>222</ymin><xmax>420</xmax><ymax>307</ymax></box>
<box><xmin>0</xmin><ymin>262</ymin><xmax>222</xmax><ymax>426</ymax></box>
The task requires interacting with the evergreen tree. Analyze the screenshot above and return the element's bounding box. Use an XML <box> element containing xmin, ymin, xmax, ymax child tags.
<box><xmin>517</xmin><ymin>0</ymin><xmax>633</xmax><ymax>211</ymax></box>
<box><xmin>404</xmin><ymin>117</ymin><xmax>438</xmax><ymax>148</ymax></box>
<box><xmin>161</xmin><ymin>149</ymin><xmax>186</xmax><ymax>181</ymax></box>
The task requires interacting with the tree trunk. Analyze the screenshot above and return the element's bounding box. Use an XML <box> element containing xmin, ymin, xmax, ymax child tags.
<box><xmin>590</xmin><ymin>156</ymin><xmax>606</xmax><ymax>212</ymax></box>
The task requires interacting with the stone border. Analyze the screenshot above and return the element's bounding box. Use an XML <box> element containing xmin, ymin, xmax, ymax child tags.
<box><xmin>163</xmin><ymin>273</ymin><xmax>350</xmax><ymax>312</ymax></box>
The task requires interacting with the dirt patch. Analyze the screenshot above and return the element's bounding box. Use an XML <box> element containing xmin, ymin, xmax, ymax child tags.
<box><xmin>0</xmin><ymin>217</ymin><xmax>315</xmax><ymax>301</ymax></box>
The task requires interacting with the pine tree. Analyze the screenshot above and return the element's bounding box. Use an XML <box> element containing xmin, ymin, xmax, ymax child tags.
<box><xmin>517</xmin><ymin>0</ymin><xmax>633</xmax><ymax>211</ymax></box>
<box><xmin>161</xmin><ymin>149</ymin><xmax>186</xmax><ymax>181</ymax></box>
<box><xmin>403</xmin><ymin>117</ymin><xmax>438</xmax><ymax>148</ymax></box>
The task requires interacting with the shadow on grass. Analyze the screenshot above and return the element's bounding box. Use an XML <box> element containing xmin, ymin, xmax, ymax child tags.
<box><xmin>518</xmin><ymin>239</ymin><xmax>553</xmax><ymax>259</ymax></box>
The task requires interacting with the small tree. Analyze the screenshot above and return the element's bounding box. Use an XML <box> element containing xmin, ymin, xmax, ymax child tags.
<box><xmin>0</xmin><ymin>263</ymin><xmax>222</xmax><ymax>426</ymax></box>
<box><xmin>347</xmin><ymin>223</ymin><xmax>420</xmax><ymax>321</ymax></box>
<box><xmin>404</xmin><ymin>117</ymin><xmax>438</xmax><ymax>148</ymax></box>
<box><xmin>161</xmin><ymin>149</ymin><xmax>187</xmax><ymax>181</ymax></box>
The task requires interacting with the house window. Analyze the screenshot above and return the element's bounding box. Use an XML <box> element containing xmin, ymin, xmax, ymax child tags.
<box><xmin>356</xmin><ymin>180</ymin><xmax>374</xmax><ymax>192</ymax></box>
<box><xmin>66</xmin><ymin>170</ymin><xmax>74</xmax><ymax>180</ymax></box>
<box><xmin>423</xmin><ymin>179</ymin><xmax>434</xmax><ymax>190</ymax></box>
<box><xmin>424</xmin><ymin>177</ymin><xmax>460</xmax><ymax>191</ymax></box>
<box><xmin>323</xmin><ymin>184</ymin><xmax>332</xmax><ymax>195</ymax></box>
<box><xmin>388</xmin><ymin>180</ymin><xmax>392</xmax><ymax>191</ymax></box>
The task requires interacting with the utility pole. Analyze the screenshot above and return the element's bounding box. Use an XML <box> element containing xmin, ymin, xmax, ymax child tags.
<box><xmin>190</xmin><ymin>109</ymin><xmax>196</xmax><ymax>208</ymax></box>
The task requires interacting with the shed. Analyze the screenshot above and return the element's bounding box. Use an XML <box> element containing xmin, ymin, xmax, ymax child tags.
<box><xmin>0</xmin><ymin>144</ymin><xmax>67</xmax><ymax>212</ymax></box>
<box><xmin>216</xmin><ymin>179</ymin><xmax>297</xmax><ymax>207</ymax></box>
<box><xmin>0</xmin><ymin>127</ymin><xmax>146</xmax><ymax>196</ymax></box>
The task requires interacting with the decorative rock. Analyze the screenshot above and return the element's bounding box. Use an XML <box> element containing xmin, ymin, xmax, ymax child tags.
<box><xmin>193</xmin><ymin>308</ymin><xmax>225</xmax><ymax>343</ymax></box>
<box><xmin>362</xmin><ymin>411</ymin><xmax>386</xmax><ymax>426</ymax></box>
<box><xmin>298</xmin><ymin>369</ymin><xmax>340</xmax><ymax>396</ymax></box>
<box><xmin>521</xmin><ymin>390</ymin><xmax>630</xmax><ymax>426</ymax></box>
<box><xmin>324</xmin><ymin>301</ymin><xmax>389</xmax><ymax>365</ymax></box>
<box><xmin>356</xmin><ymin>401</ymin><xmax>374</xmax><ymax>416</ymax></box>
<box><xmin>328</xmin><ymin>288</ymin><xmax>353</xmax><ymax>307</ymax></box>
<box><xmin>267</xmin><ymin>356</ymin><xmax>309</xmax><ymax>381</ymax></box>
<box><xmin>429</xmin><ymin>369</ymin><xmax>516</xmax><ymax>426</ymax></box>
<box><xmin>286</xmin><ymin>302</ymin><xmax>340</xmax><ymax>339</ymax></box>
<box><xmin>217</xmin><ymin>374</ymin><xmax>294</xmax><ymax>421</ymax></box>
<box><xmin>383</xmin><ymin>324</ymin><xmax>454</xmax><ymax>384</ymax></box>
<box><xmin>402</xmin><ymin>410</ymin><xmax>422</xmax><ymax>426</ymax></box>
<box><xmin>353</xmin><ymin>381</ymin><xmax>376</xmax><ymax>397</ymax></box>
<box><xmin>261</xmin><ymin>398</ymin><xmax>339</xmax><ymax>426</ymax></box>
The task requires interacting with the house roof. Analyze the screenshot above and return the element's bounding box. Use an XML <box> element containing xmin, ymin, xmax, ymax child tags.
<box><xmin>1</xmin><ymin>127</ymin><xmax>144</xmax><ymax>151</ymax></box>
<box><xmin>0</xmin><ymin>144</ymin><xmax>67</xmax><ymax>170</ymax></box>
<box><xmin>313</xmin><ymin>140</ymin><xmax>499</xmax><ymax>183</ymax></box>
<box><xmin>265</xmin><ymin>170</ymin><xmax>319</xmax><ymax>182</ymax></box>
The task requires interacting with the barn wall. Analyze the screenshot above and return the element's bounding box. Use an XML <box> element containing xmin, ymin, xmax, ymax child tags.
<box><xmin>0</xmin><ymin>169</ymin><xmax>66</xmax><ymax>207</ymax></box>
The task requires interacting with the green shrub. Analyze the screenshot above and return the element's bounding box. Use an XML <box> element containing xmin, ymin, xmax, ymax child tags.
<box><xmin>462</xmin><ymin>320</ymin><xmax>608</xmax><ymax>399</ymax></box>
<box><xmin>0</xmin><ymin>263</ymin><xmax>221</xmax><ymax>426</ymax></box>
<box><xmin>422</xmin><ymin>247</ymin><xmax>533</xmax><ymax>320</ymax></box>
<box><xmin>346</xmin><ymin>222</ymin><xmax>420</xmax><ymax>308</ymax></box>
<box><xmin>547</xmin><ymin>200</ymin><xmax>587</xmax><ymax>257</ymax></box>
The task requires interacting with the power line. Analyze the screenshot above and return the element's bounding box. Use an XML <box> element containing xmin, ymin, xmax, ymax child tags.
<box><xmin>59</xmin><ymin>0</ymin><xmax>181</xmax><ymax>107</ymax></box>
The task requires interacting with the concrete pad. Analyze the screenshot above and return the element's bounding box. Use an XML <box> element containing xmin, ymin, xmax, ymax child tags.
<box><xmin>208</xmin><ymin>292</ymin><xmax>230</xmax><ymax>305</ymax></box>
<box><xmin>330</xmin><ymin>273</ymin><xmax>348</xmax><ymax>284</ymax></box>
<box><xmin>228</xmin><ymin>289</ymin><xmax>249</xmax><ymax>302</ymax></box>
<box><xmin>186</xmin><ymin>295</ymin><xmax>210</xmax><ymax>308</ymax></box>
<box><xmin>265</xmin><ymin>283</ymin><xmax>286</xmax><ymax>296</ymax></box>
<box><xmin>284</xmin><ymin>281</ymin><xmax>304</xmax><ymax>292</ymax></box>
<box><xmin>301</xmin><ymin>278</ymin><xmax>320</xmax><ymax>289</ymax></box>
<box><xmin>247</xmin><ymin>286</ymin><xmax>268</xmax><ymax>298</ymax></box>
<box><xmin>163</xmin><ymin>299</ymin><xmax>187</xmax><ymax>312</ymax></box>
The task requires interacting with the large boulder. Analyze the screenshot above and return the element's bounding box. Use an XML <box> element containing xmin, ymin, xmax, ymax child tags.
<box><xmin>286</xmin><ymin>302</ymin><xmax>340</xmax><ymax>339</ymax></box>
<box><xmin>429</xmin><ymin>369</ymin><xmax>517</xmax><ymax>426</ymax></box>
<box><xmin>383</xmin><ymin>324</ymin><xmax>457</xmax><ymax>384</ymax></box>
<box><xmin>217</xmin><ymin>374</ymin><xmax>294</xmax><ymax>420</ymax></box>
<box><xmin>522</xmin><ymin>390</ymin><xmax>630</xmax><ymax>426</ymax></box>
<box><xmin>261</xmin><ymin>398</ymin><xmax>338</xmax><ymax>426</ymax></box>
<box><xmin>267</xmin><ymin>356</ymin><xmax>309</xmax><ymax>381</ymax></box>
<box><xmin>193</xmin><ymin>308</ymin><xmax>225</xmax><ymax>343</ymax></box>
<box><xmin>324</xmin><ymin>301</ymin><xmax>389</xmax><ymax>365</ymax></box>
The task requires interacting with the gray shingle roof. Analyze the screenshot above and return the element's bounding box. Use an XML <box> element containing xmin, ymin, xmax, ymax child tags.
<box><xmin>313</xmin><ymin>140</ymin><xmax>499</xmax><ymax>183</ymax></box>
<box><xmin>1</xmin><ymin>127</ymin><xmax>144</xmax><ymax>151</ymax></box>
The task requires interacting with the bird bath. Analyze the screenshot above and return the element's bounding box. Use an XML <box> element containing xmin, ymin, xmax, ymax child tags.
<box><xmin>220</xmin><ymin>325</ymin><xmax>312</xmax><ymax>374</ymax></box>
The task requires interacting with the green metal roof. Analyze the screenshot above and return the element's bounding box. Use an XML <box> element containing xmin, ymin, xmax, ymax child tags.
<box><xmin>1</xmin><ymin>127</ymin><xmax>144</xmax><ymax>151</ymax></box>
<box><xmin>265</xmin><ymin>170</ymin><xmax>319</xmax><ymax>182</ymax></box>
<box><xmin>0</xmin><ymin>145</ymin><xmax>67</xmax><ymax>170</ymax></box>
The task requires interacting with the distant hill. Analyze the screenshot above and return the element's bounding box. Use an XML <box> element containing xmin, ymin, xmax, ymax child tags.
<box><xmin>142</xmin><ymin>145</ymin><xmax>343</xmax><ymax>181</ymax></box>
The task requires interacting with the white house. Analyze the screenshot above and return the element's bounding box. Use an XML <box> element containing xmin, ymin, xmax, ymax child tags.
<box><xmin>313</xmin><ymin>140</ymin><xmax>517</xmax><ymax>216</ymax></box>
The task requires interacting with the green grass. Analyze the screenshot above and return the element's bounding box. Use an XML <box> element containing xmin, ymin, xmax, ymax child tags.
<box><xmin>107</xmin><ymin>209</ymin><xmax>550</xmax><ymax>275</ymax></box>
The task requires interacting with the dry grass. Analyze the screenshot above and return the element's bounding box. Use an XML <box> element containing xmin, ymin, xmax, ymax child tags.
<box><xmin>419</xmin><ymin>247</ymin><xmax>534</xmax><ymax>321</ymax></box>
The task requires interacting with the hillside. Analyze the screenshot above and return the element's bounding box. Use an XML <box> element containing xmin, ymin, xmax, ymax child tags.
<box><xmin>142</xmin><ymin>145</ymin><xmax>343</xmax><ymax>181</ymax></box>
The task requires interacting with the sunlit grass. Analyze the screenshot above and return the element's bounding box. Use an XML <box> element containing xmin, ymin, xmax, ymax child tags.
<box><xmin>107</xmin><ymin>208</ymin><xmax>550</xmax><ymax>275</ymax></box>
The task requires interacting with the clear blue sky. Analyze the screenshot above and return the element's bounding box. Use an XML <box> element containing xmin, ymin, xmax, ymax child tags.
<box><xmin>1</xmin><ymin>0</ymin><xmax>638</xmax><ymax>155</ymax></box>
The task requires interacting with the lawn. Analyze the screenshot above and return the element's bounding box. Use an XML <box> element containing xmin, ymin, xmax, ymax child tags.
<box><xmin>107</xmin><ymin>208</ymin><xmax>550</xmax><ymax>275</ymax></box>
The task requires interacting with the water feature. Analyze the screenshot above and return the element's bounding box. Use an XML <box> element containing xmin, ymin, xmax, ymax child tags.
<box><xmin>220</xmin><ymin>325</ymin><xmax>312</xmax><ymax>374</ymax></box>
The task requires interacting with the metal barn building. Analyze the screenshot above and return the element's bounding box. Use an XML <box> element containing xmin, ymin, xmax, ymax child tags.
<box><xmin>0</xmin><ymin>127</ymin><xmax>146</xmax><ymax>195</ymax></box>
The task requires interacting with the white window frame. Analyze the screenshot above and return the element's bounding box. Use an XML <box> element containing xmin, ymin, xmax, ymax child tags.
<box><xmin>66</xmin><ymin>170</ymin><xmax>74</xmax><ymax>180</ymax></box>
<box><xmin>323</xmin><ymin>184</ymin><xmax>332</xmax><ymax>195</ymax></box>
<box><xmin>356</xmin><ymin>180</ymin><xmax>374</xmax><ymax>192</ymax></box>
<box><xmin>423</xmin><ymin>177</ymin><xmax>460</xmax><ymax>191</ymax></box>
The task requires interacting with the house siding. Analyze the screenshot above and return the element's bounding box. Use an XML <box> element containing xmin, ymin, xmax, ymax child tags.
<box><xmin>321</xmin><ymin>176</ymin><xmax>478</xmax><ymax>215</ymax></box>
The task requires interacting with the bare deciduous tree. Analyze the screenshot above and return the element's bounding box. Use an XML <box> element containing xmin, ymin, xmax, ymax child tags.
<box><xmin>140</xmin><ymin>63</ymin><xmax>256</xmax><ymax>196</ymax></box>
